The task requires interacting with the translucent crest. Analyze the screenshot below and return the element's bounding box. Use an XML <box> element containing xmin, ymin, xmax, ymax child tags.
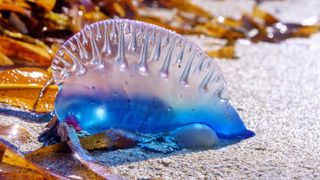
<box><xmin>51</xmin><ymin>19</ymin><xmax>228</xmax><ymax>100</ymax></box>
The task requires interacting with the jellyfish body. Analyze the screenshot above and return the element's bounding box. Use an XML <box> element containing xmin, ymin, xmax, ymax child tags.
<box><xmin>52</xmin><ymin>19</ymin><xmax>254</xmax><ymax>143</ymax></box>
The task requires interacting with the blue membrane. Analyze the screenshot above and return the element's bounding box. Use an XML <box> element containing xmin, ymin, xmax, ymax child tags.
<box><xmin>52</xmin><ymin>19</ymin><xmax>254</xmax><ymax>141</ymax></box>
<box><xmin>55</xmin><ymin>91</ymin><xmax>254</xmax><ymax>140</ymax></box>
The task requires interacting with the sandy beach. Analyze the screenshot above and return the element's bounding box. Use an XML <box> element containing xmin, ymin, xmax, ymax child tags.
<box><xmin>0</xmin><ymin>0</ymin><xmax>320</xmax><ymax>179</ymax></box>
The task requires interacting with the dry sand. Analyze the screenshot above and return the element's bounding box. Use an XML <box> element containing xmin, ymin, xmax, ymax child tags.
<box><xmin>1</xmin><ymin>0</ymin><xmax>320</xmax><ymax>179</ymax></box>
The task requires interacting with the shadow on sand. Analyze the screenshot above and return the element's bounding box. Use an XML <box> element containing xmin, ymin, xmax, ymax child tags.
<box><xmin>91</xmin><ymin>136</ymin><xmax>247</xmax><ymax>167</ymax></box>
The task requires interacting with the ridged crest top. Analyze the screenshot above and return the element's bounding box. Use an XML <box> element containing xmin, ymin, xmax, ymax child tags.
<box><xmin>51</xmin><ymin>19</ymin><xmax>228</xmax><ymax>100</ymax></box>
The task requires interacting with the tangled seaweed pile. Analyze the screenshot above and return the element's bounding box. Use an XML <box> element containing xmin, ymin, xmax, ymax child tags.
<box><xmin>0</xmin><ymin>0</ymin><xmax>319</xmax><ymax>179</ymax></box>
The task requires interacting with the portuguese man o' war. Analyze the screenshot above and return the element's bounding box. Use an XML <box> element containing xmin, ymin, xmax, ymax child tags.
<box><xmin>51</xmin><ymin>19</ymin><xmax>254</xmax><ymax>147</ymax></box>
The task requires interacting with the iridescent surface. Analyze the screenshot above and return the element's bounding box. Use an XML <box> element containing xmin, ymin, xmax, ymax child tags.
<box><xmin>52</xmin><ymin>19</ymin><xmax>253</xmax><ymax>140</ymax></box>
